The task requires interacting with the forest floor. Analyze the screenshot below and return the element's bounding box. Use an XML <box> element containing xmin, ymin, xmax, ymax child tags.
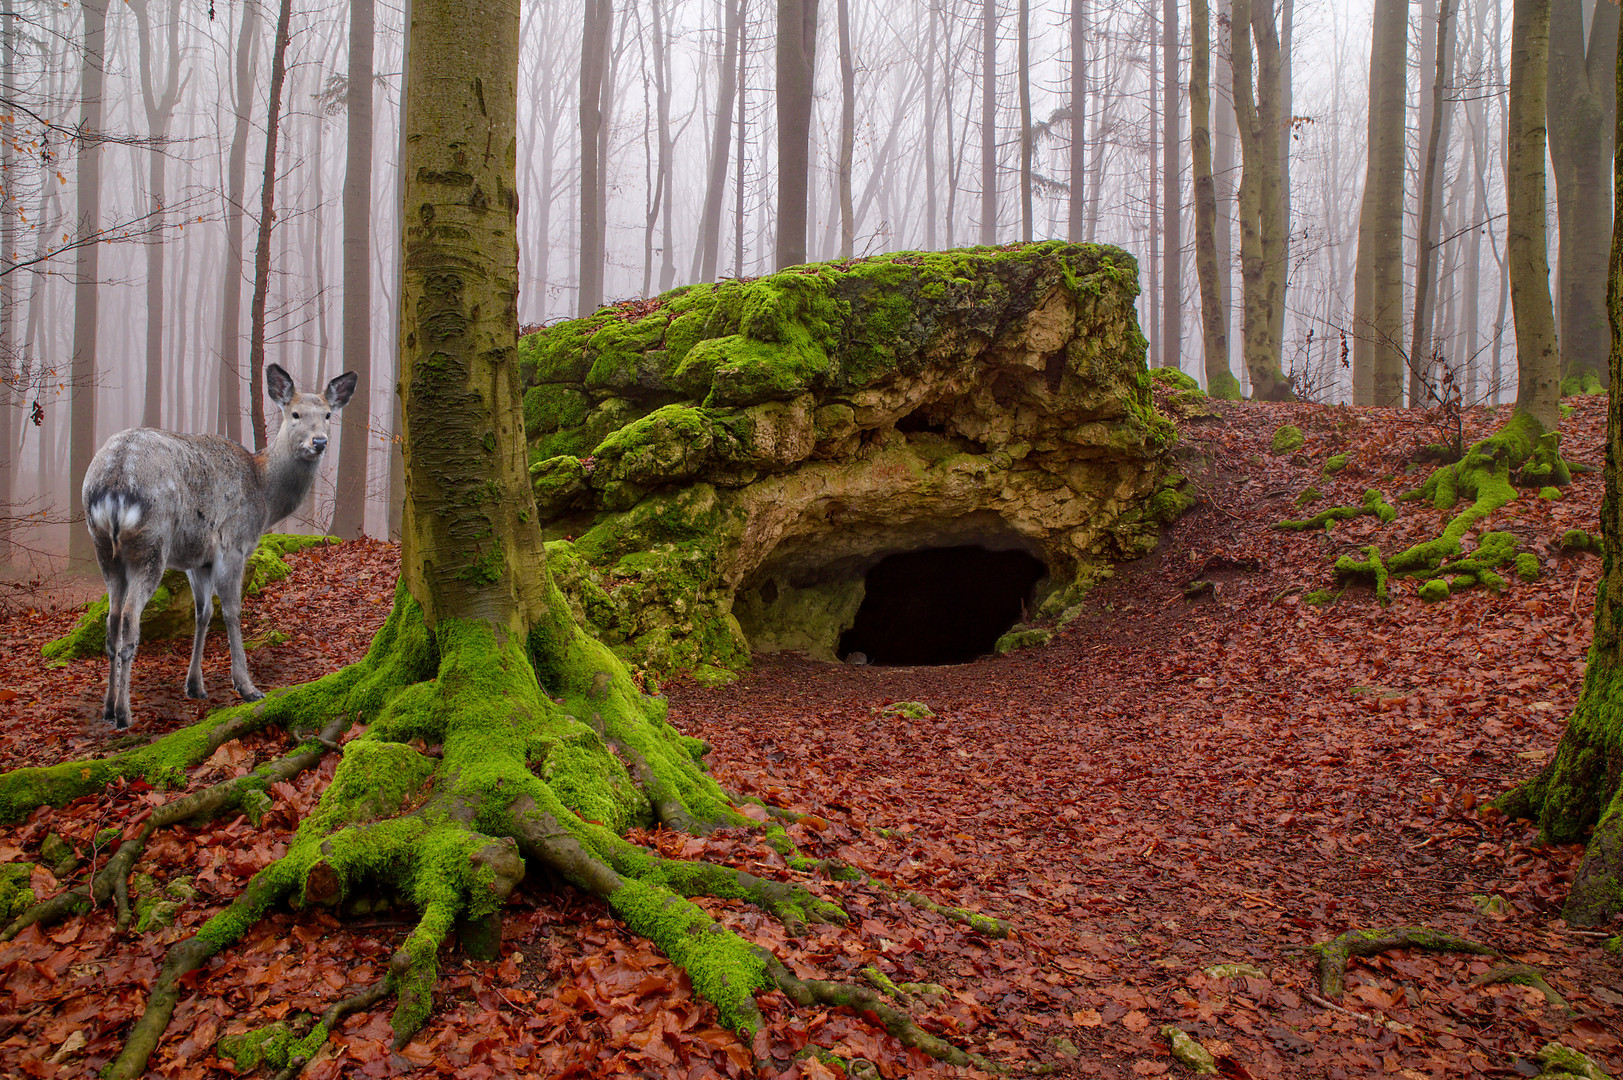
<box><xmin>1</xmin><ymin>395</ymin><xmax>1620</xmax><ymax>1080</ymax></box>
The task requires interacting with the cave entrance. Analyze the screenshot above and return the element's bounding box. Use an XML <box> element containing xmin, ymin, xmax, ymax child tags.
<box><xmin>837</xmin><ymin>546</ymin><xmax>1047</xmax><ymax>665</ymax></box>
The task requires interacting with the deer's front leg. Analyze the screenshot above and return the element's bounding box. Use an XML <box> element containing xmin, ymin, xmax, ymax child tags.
<box><xmin>99</xmin><ymin>560</ymin><xmax>126</xmax><ymax>726</ymax></box>
<box><xmin>216</xmin><ymin>550</ymin><xmax>263</xmax><ymax>702</ymax></box>
<box><xmin>184</xmin><ymin>566</ymin><xmax>213</xmax><ymax>699</ymax></box>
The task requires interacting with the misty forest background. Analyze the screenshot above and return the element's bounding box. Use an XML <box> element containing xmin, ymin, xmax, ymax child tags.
<box><xmin>0</xmin><ymin>0</ymin><xmax>1602</xmax><ymax>567</ymax></box>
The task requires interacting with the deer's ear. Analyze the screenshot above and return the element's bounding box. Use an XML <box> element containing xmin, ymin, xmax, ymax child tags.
<box><xmin>266</xmin><ymin>364</ymin><xmax>295</xmax><ymax>406</ymax></box>
<box><xmin>325</xmin><ymin>371</ymin><xmax>359</xmax><ymax>410</ymax></box>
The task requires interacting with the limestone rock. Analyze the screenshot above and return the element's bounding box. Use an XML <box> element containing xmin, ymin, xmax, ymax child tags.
<box><xmin>524</xmin><ymin>242</ymin><xmax>1187</xmax><ymax>676</ymax></box>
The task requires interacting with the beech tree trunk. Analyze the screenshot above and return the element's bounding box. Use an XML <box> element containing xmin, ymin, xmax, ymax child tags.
<box><xmin>1409</xmin><ymin>0</ymin><xmax>1458</xmax><ymax>407</ymax></box>
<box><xmin>578</xmin><ymin>0</ymin><xmax>611</xmax><ymax>315</ymax></box>
<box><xmin>68</xmin><ymin>0</ymin><xmax>110</xmax><ymax>571</ymax></box>
<box><xmin>217</xmin><ymin>0</ymin><xmax>260</xmax><ymax>443</ymax></box>
<box><xmin>1191</xmin><ymin>0</ymin><xmax>1237</xmax><ymax>399</ymax></box>
<box><xmin>1</xmin><ymin>0</ymin><xmax>18</xmax><ymax>562</ymax></box>
<box><xmin>776</xmin><ymin>0</ymin><xmax>818</xmax><ymax>268</ymax></box>
<box><xmin>837</xmin><ymin>0</ymin><xmax>855</xmax><ymax>258</ymax></box>
<box><xmin>1508</xmin><ymin>0</ymin><xmax>1562</xmax><ymax>434</ymax></box>
<box><xmin>1068</xmin><ymin>0</ymin><xmax>1086</xmax><ymax>241</ymax></box>
<box><xmin>131</xmin><ymin>0</ymin><xmax>182</xmax><ymax>431</ymax></box>
<box><xmin>695</xmin><ymin>0</ymin><xmax>742</xmax><ymax>282</ymax></box>
<box><xmin>980</xmin><ymin>0</ymin><xmax>996</xmax><ymax>246</ymax></box>
<box><xmin>1499</xmin><ymin>12</ymin><xmax>1623</xmax><ymax>917</ymax></box>
<box><xmin>1162</xmin><ymin>0</ymin><xmax>1180</xmax><ymax>371</ymax></box>
<box><xmin>331</xmin><ymin>0</ymin><xmax>376</xmax><ymax>539</ymax></box>
<box><xmin>1548</xmin><ymin>0</ymin><xmax>1619</xmax><ymax>390</ymax></box>
<box><xmin>1018</xmin><ymin>0</ymin><xmax>1033</xmax><ymax>243</ymax></box>
<box><xmin>1352</xmin><ymin>0</ymin><xmax>1408</xmax><ymax>407</ymax></box>
<box><xmin>247</xmin><ymin>0</ymin><xmax>294</xmax><ymax>452</ymax></box>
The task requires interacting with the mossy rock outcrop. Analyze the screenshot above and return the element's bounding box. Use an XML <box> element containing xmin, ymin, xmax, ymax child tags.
<box><xmin>524</xmin><ymin>242</ymin><xmax>1184</xmax><ymax>674</ymax></box>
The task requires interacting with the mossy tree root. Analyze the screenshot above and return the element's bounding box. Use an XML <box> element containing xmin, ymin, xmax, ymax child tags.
<box><xmin>266</xmin><ymin>980</ymin><xmax>393</xmax><ymax>1080</ymax></box>
<box><xmin>1470</xmin><ymin>963</ymin><xmax>1573</xmax><ymax>1014</ymax></box>
<box><xmin>1</xmin><ymin>713</ymin><xmax>352</xmax><ymax>941</ymax></box>
<box><xmin>763</xmin><ymin>953</ymin><xmax>997</xmax><ymax>1071</ymax></box>
<box><xmin>870</xmin><ymin>879</ymin><xmax>1011</xmax><ymax>939</ymax></box>
<box><xmin>1312</xmin><ymin>927</ymin><xmax>1496</xmax><ymax>998</ymax></box>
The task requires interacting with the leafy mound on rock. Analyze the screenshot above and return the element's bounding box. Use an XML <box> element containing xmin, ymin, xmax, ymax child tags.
<box><xmin>522</xmin><ymin>242</ymin><xmax>1188</xmax><ymax>676</ymax></box>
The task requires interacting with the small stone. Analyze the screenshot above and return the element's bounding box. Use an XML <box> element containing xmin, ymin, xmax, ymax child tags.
<box><xmin>845</xmin><ymin>651</ymin><xmax>868</xmax><ymax>665</ymax></box>
<box><xmin>1203</xmin><ymin>962</ymin><xmax>1266</xmax><ymax>980</ymax></box>
<box><xmin>1160</xmin><ymin>1024</ymin><xmax>1219</xmax><ymax>1075</ymax></box>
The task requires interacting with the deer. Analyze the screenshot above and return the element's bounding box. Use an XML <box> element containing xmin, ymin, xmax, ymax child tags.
<box><xmin>81</xmin><ymin>363</ymin><xmax>358</xmax><ymax>729</ymax></box>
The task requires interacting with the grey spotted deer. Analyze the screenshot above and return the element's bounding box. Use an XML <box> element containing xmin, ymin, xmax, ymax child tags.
<box><xmin>81</xmin><ymin>364</ymin><xmax>358</xmax><ymax>729</ymax></box>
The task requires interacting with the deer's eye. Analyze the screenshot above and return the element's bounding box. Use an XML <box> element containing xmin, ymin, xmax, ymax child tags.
<box><xmin>291</xmin><ymin>412</ymin><xmax>300</xmax><ymax>419</ymax></box>
<box><xmin>325</xmin><ymin>412</ymin><xmax>331</xmax><ymax>420</ymax></box>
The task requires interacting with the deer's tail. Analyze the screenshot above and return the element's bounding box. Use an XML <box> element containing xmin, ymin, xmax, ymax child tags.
<box><xmin>84</xmin><ymin>490</ymin><xmax>147</xmax><ymax>561</ymax></box>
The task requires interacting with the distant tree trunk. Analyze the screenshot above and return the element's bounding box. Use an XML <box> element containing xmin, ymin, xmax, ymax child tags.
<box><xmin>246</xmin><ymin>0</ymin><xmax>294</xmax><ymax>451</ymax></box>
<box><xmin>979</xmin><ymin>0</ymin><xmax>996</xmax><ymax>245</ymax></box>
<box><xmin>0</xmin><ymin>0</ymin><xmax>14</xmax><ymax>561</ymax></box>
<box><xmin>1149</xmin><ymin>8</ymin><xmax>1159</xmax><ymax>368</ymax></box>
<box><xmin>1230</xmin><ymin>0</ymin><xmax>1293</xmax><ymax>400</ymax></box>
<box><xmin>1214</xmin><ymin>0</ymin><xmax>1238</xmax><ymax>392</ymax></box>
<box><xmin>1548</xmin><ymin>0</ymin><xmax>1619</xmax><ymax>389</ymax></box>
<box><xmin>1191</xmin><ymin>0</ymin><xmax>1236</xmax><ymax>398</ymax></box>
<box><xmin>837</xmin><ymin>0</ymin><xmax>854</xmax><ymax>258</ymax></box>
<box><xmin>925</xmin><ymin>0</ymin><xmax>940</xmax><ymax>249</ymax></box>
<box><xmin>1409</xmin><ymin>0</ymin><xmax>1458</xmax><ymax>407</ymax></box>
<box><xmin>776</xmin><ymin>0</ymin><xmax>818</xmax><ymax>268</ymax></box>
<box><xmin>695</xmin><ymin>0</ymin><xmax>741</xmax><ymax>282</ymax></box>
<box><xmin>1508</xmin><ymin>0</ymin><xmax>1561</xmax><ymax>432</ymax></box>
<box><xmin>332</xmin><ymin>0</ymin><xmax>375</xmax><ymax>538</ymax></box>
<box><xmin>578</xmin><ymin>0</ymin><xmax>610</xmax><ymax>314</ymax></box>
<box><xmin>1162</xmin><ymin>0</ymin><xmax>1181</xmax><ymax>370</ymax></box>
<box><xmin>733</xmin><ymin>4</ymin><xmax>748</xmax><ymax>273</ymax></box>
<box><xmin>1018</xmin><ymin>0</ymin><xmax>1033</xmax><ymax>242</ymax></box>
<box><xmin>1276</xmin><ymin>0</ymin><xmax>1292</xmax><ymax>348</ymax></box>
<box><xmin>1068</xmin><ymin>0</ymin><xmax>1085</xmax><ymax>240</ymax></box>
<box><xmin>131</xmin><ymin>0</ymin><xmax>183</xmax><ymax>431</ymax></box>
<box><xmin>649</xmin><ymin>0</ymin><xmax>677</xmax><ymax>292</ymax></box>
<box><xmin>1463</xmin><ymin>57</ymin><xmax>1488</xmax><ymax>401</ymax></box>
<box><xmin>1352</xmin><ymin>0</ymin><xmax>1408</xmax><ymax>406</ymax></box>
<box><xmin>68</xmin><ymin>0</ymin><xmax>110</xmax><ymax>571</ymax></box>
<box><xmin>218</xmin><ymin>0</ymin><xmax>260</xmax><ymax>443</ymax></box>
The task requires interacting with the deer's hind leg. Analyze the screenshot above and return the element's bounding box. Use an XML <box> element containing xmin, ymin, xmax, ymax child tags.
<box><xmin>107</xmin><ymin>552</ymin><xmax>167</xmax><ymax>730</ymax></box>
<box><xmin>183</xmin><ymin>565</ymin><xmax>215</xmax><ymax>700</ymax></box>
<box><xmin>215</xmin><ymin>547</ymin><xmax>263</xmax><ymax>702</ymax></box>
<box><xmin>93</xmin><ymin>538</ymin><xmax>127</xmax><ymax>726</ymax></box>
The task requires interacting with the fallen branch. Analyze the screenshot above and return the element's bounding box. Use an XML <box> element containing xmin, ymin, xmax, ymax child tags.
<box><xmin>1312</xmin><ymin>926</ymin><xmax>1497</xmax><ymax>998</ymax></box>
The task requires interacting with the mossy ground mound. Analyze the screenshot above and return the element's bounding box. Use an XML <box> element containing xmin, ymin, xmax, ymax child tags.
<box><xmin>523</xmin><ymin>242</ymin><xmax>1187</xmax><ymax>674</ymax></box>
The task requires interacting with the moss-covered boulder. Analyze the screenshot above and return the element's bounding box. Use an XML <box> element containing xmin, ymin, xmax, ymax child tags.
<box><xmin>524</xmin><ymin>242</ymin><xmax>1184</xmax><ymax>674</ymax></box>
<box><xmin>42</xmin><ymin>533</ymin><xmax>335</xmax><ymax>663</ymax></box>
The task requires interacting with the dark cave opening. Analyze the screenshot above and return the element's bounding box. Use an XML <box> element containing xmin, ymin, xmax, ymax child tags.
<box><xmin>837</xmin><ymin>546</ymin><xmax>1047</xmax><ymax>665</ymax></box>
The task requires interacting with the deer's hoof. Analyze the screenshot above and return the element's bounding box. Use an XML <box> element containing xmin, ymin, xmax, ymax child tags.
<box><xmin>110</xmin><ymin>713</ymin><xmax>130</xmax><ymax>731</ymax></box>
<box><xmin>184</xmin><ymin>679</ymin><xmax>206</xmax><ymax>700</ymax></box>
<box><xmin>237</xmin><ymin>686</ymin><xmax>265</xmax><ymax>703</ymax></box>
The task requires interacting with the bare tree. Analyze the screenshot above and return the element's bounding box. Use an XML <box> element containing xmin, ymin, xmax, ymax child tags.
<box><xmin>1351</xmin><ymin>0</ymin><xmax>1408</xmax><ymax>406</ymax></box>
<box><xmin>130</xmin><ymin>0</ymin><xmax>184</xmax><ymax>430</ymax></box>
<box><xmin>217</xmin><ymin>0</ymin><xmax>261</xmax><ymax>443</ymax></box>
<box><xmin>1507</xmin><ymin>0</ymin><xmax>1560</xmax><ymax>432</ymax></box>
<box><xmin>578</xmin><ymin>0</ymin><xmax>611</xmax><ymax>314</ymax></box>
<box><xmin>247</xmin><ymin>0</ymin><xmax>295</xmax><ymax>451</ymax></box>
<box><xmin>1162</xmin><ymin>0</ymin><xmax>1180</xmax><ymax>370</ymax></box>
<box><xmin>331</xmin><ymin>0</ymin><xmax>376</xmax><ymax>538</ymax></box>
<box><xmin>1068</xmin><ymin>0</ymin><xmax>1085</xmax><ymax>240</ymax></box>
<box><xmin>979</xmin><ymin>0</ymin><xmax>996</xmax><ymax>245</ymax></box>
<box><xmin>1191</xmin><ymin>0</ymin><xmax>1237</xmax><ymax>398</ymax></box>
<box><xmin>776</xmin><ymin>0</ymin><xmax>818</xmax><ymax>268</ymax></box>
<box><xmin>1408</xmin><ymin>0</ymin><xmax>1459</xmax><ymax>406</ymax></box>
<box><xmin>837</xmin><ymin>0</ymin><xmax>854</xmax><ymax>257</ymax></box>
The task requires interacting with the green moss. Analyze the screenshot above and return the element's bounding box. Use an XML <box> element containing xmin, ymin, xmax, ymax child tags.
<box><xmin>1334</xmin><ymin>545</ymin><xmax>1390</xmax><ymax>605</ymax></box>
<box><xmin>1419</xmin><ymin>579</ymin><xmax>1450</xmax><ymax>603</ymax></box>
<box><xmin>878</xmin><ymin>701</ymin><xmax>936</xmax><ymax>720</ymax></box>
<box><xmin>1322</xmin><ymin>453</ymin><xmax>1349</xmax><ymax>475</ymax></box>
<box><xmin>1295</xmin><ymin>487</ymin><xmax>1323</xmax><ymax>508</ymax></box>
<box><xmin>608</xmin><ymin>879</ymin><xmax>769</xmax><ymax>1033</ymax></box>
<box><xmin>1276</xmin><ymin>489</ymin><xmax>1394</xmax><ymax>531</ymax></box>
<box><xmin>1540</xmin><ymin>486</ymin><xmax>1563</xmax><ymax>500</ymax></box>
<box><xmin>0</xmin><ymin>861</ymin><xmax>33</xmax><ymax>922</ymax></box>
<box><xmin>1516</xmin><ymin>553</ymin><xmax>1541</xmax><ymax>582</ymax></box>
<box><xmin>1149</xmin><ymin>367</ymin><xmax>1201</xmax><ymax>393</ymax></box>
<box><xmin>1271</xmin><ymin>425</ymin><xmax>1305</xmax><ymax>455</ymax></box>
<box><xmin>1535</xmin><ymin>1042</ymin><xmax>1614</xmax><ymax>1080</ymax></box>
<box><xmin>1560</xmin><ymin>369</ymin><xmax>1605</xmax><ymax>397</ymax></box>
<box><xmin>994</xmin><ymin>628</ymin><xmax>1052</xmax><ymax>655</ymax></box>
<box><xmin>1563</xmin><ymin>529</ymin><xmax>1600</xmax><ymax>553</ymax></box>
<box><xmin>1304</xmin><ymin>588</ymin><xmax>1339</xmax><ymax>606</ymax></box>
<box><xmin>217</xmin><ymin>1021</ymin><xmax>329</xmax><ymax>1072</ymax></box>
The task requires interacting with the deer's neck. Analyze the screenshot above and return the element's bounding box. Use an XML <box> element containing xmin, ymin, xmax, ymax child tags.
<box><xmin>255</xmin><ymin>443</ymin><xmax>319</xmax><ymax>525</ymax></box>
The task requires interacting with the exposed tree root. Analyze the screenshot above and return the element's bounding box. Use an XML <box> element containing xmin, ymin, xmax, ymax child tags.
<box><xmin>262</xmin><ymin>980</ymin><xmax>394</xmax><ymax>1080</ymax></box>
<box><xmin>1274</xmin><ymin>489</ymin><xmax>1396</xmax><ymax>532</ymax></box>
<box><xmin>870</xmin><ymin>878</ymin><xmax>1011</xmax><ymax>939</ymax></box>
<box><xmin>1471</xmin><ymin>963</ymin><xmax>1573</xmax><ymax>1014</ymax></box>
<box><xmin>1312</xmin><ymin>927</ymin><xmax>1497</xmax><ymax>998</ymax></box>
<box><xmin>1</xmin><ymin>712</ymin><xmax>352</xmax><ymax>941</ymax></box>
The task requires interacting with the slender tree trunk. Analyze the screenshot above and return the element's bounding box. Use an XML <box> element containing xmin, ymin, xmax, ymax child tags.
<box><xmin>131</xmin><ymin>0</ymin><xmax>182</xmax><ymax>430</ymax></box>
<box><xmin>218</xmin><ymin>0</ymin><xmax>260</xmax><ymax>443</ymax></box>
<box><xmin>1149</xmin><ymin>8</ymin><xmax>1159</xmax><ymax>368</ymax></box>
<box><xmin>332</xmin><ymin>0</ymin><xmax>376</xmax><ymax>538</ymax></box>
<box><xmin>979</xmin><ymin>0</ymin><xmax>996</xmax><ymax>245</ymax></box>
<box><xmin>925</xmin><ymin>0</ymin><xmax>940</xmax><ymax>249</ymax></box>
<box><xmin>578</xmin><ymin>0</ymin><xmax>610</xmax><ymax>314</ymax></box>
<box><xmin>0</xmin><ymin>0</ymin><xmax>16</xmax><ymax>560</ymax></box>
<box><xmin>776</xmin><ymin>0</ymin><xmax>818</xmax><ymax>268</ymax></box>
<box><xmin>1214</xmin><ymin>0</ymin><xmax>1238</xmax><ymax>393</ymax></box>
<box><xmin>1548</xmin><ymin>0</ymin><xmax>1619</xmax><ymax>389</ymax></box>
<box><xmin>1162</xmin><ymin>0</ymin><xmax>1181</xmax><ymax>370</ymax></box>
<box><xmin>1018</xmin><ymin>0</ymin><xmax>1033</xmax><ymax>243</ymax></box>
<box><xmin>68</xmin><ymin>0</ymin><xmax>110</xmax><ymax>570</ymax></box>
<box><xmin>1068</xmin><ymin>0</ymin><xmax>1086</xmax><ymax>240</ymax></box>
<box><xmin>246</xmin><ymin>0</ymin><xmax>294</xmax><ymax>451</ymax></box>
<box><xmin>1508</xmin><ymin>0</ymin><xmax>1562</xmax><ymax>432</ymax></box>
<box><xmin>1191</xmin><ymin>0</ymin><xmax>1236</xmax><ymax>398</ymax></box>
<box><xmin>733</xmin><ymin>4</ymin><xmax>748</xmax><ymax>274</ymax></box>
<box><xmin>650</xmin><ymin>0</ymin><xmax>677</xmax><ymax>292</ymax></box>
<box><xmin>1409</xmin><ymin>0</ymin><xmax>1458</xmax><ymax>407</ymax></box>
<box><xmin>1352</xmin><ymin>0</ymin><xmax>1409</xmax><ymax>406</ymax></box>
<box><xmin>837</xmin><ymin>0</ymin><xmax>854</xmax><ymax>257</ymax></box>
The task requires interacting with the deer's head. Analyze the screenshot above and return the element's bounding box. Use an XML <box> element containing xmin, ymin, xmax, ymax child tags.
<box><xmin>267</xmin><ymin>363</ymin><xmax>359</xmax><ymax>461</ymax></box>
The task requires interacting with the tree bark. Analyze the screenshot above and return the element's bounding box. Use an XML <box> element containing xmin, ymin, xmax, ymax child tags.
<box><xmin>1162</xmin><ymin>0</ymin><xmax>1180</xmax><ymax>371</ymax></box>
<box><xmin>1548</xmin><ymin>0</ymin><xmax>1619</xmax><ymax>389</ymax></box>
<box><xmin>1191</xmin><ymin>0</ymin><xmax>1236</xmax><ymax>398</ymax></box>
<box><xmin>776</xmin><ymin>0</ymin><xmax>817</xmax><ymax>269</ymax></box>
<box><xmin>1352</xmin><ymin>0</ymin><xmax>1408</xmax><ymax>407</ymax></box>
<box><xmin>1018</xmin><ymin>0</ymin><xmax>1033</xmax><ymax>243</ymax></box>
<box><xmin>217</xmin><ymin>0</ymin><xmax>260</xmax><ymax>443</ymax></box>
<box><xmin>332</xmin><ymin>0</ymin><xmax>376</xmax><ymax>539</ymax></box>
<box><xmin>246</xmin><ymin>0</ymin><xmax>295</xmax><ymax>452</ymax></box>
<box><xmin>1068</xmin><ymin>0</ymin><xmax>1086</xmax><ymax>241</ymax></box>
<box><xmin>0</xmin><ymin>0</ymin><xmax>16</xmax><ymax>562</ymax></box>
<box><xmin>979</xmin><ymin>0</ymin><xmax>996</xmax><ymax>245</ymax></box>
<box><xmin>68</xmin><ymin>0</ymin><xmax>110</xmax><ymax>571</ymax></box>
<box><xmin>578</xmin><ymin>0</ymin><xmax>611</xmax><ymax>315</ymax></box>
<box><xmin>837</xmin><ymin>0</ymin><xmax>855</xmax><ymax>258</ymax></box>
<box><xmin>1508</xmin><ymin>0</ymin><xmax>1562</xmax><ymax>433</ymax></box>
<box><xmin>1409</xmin><ymin>0</ymin><xmax>1458</xmax><ymax>407</ymax></box>
<box><xmin>926</xmin><ymin>0</ymin><xmax>941</xmax><ymax>249</ymax></box>
<box><xmin>694</xmin><ymin>0</ymin><xmax>741</xmax><ymax>282</ymax></box>
<box><xmin>131</xmin><ymin>0</ymin><xmax>182</xmax><ymax>431</ymax></box>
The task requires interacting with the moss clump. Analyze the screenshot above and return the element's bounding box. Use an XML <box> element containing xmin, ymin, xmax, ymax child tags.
<box><xmin>1322</xmin><ymin>453</ymin><xmax>1349</xmax><ymax>476</ymax></box>
<box><xmin>0</xmin><ymin>861</ymin><xmax>33</xmax><ymax>922</ymax></box>
<box><xmin>1419</xmin><ymin>579</ymin><xmax>1450</xmax><ymax>603</ymax></box>
<box><xmin>1540</xmin><ymin>486</ymin><xmax>1563</xmax><ymax>500</ymax></box>
<box><xmin>1149</xmin><ymin>367</ymin><xmax>1201</xmax><ymax>392</ymax></box>
<box><xmin>1334</xmin><ymin>545</ymin><xmax>1390</xmax><ymax>605</ymax></box>
<box><xmin>1303</xmin><ymin>588</ymin><xmax>1338</xmax><ymax>606</ymax></box>
<box><xmin>1295</xmin><ymin>486</ymin><xmax>1323</xmax><ymax>508</ymax></box>
<box><xmin>217</xmin><ymin>1020</ymin><xmax>328</xmax><ymax>1072</ymax></box>
<box><xmin>1206</xmin><ymin>369</ymin><xmax>1243</xmax><ymax>401</ymax></box>
<box><xmin>1516</xmin><ymin>553</ymin><xmax>1541</xmax><ymax>582</ymax></box>
<box><xmin>994</xmin><ymin>628</ymin><xmax>1052</xmax><ymax>655</ymax></box>
<box><xmin>1534</xmin><ymin>1041</ymin><xmax>1614</xmax><ymax>1080</ymax></box>
<box><xmin>1560</xmin><ymin>369</ymin><xmax>1605</xmax><ymax>397</ymax></box>
<box><xmin>42</xmin><ymin>533</ymin><xmax>335</xmax><ymax>663</ymax></box>
<box><xmin>878</xmin><ymin>701</ymin><xmax>936</xmax><ymax>720</ymax></box>
<box><xmin>1271</xmin><ymin>425</ymin><xmax>1305</xmax><ymax>455</ymax></box>
<box><xmin>1563</xmin><ymin>529</ymin><xmax>1600</xmax><ymax>553</ymax></box>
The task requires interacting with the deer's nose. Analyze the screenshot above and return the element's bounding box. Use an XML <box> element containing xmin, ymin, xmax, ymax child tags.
<box><xmin>311</xmin><ymin>436</ymin><xmax>328</xmax><ymax>453</ymax></box>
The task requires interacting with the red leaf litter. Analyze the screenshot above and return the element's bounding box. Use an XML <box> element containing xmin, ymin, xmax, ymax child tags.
<box><xmin>2</xmin><ymin>398</ymin><xmax>1620</xmax><ymax>1080</ymax></box>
